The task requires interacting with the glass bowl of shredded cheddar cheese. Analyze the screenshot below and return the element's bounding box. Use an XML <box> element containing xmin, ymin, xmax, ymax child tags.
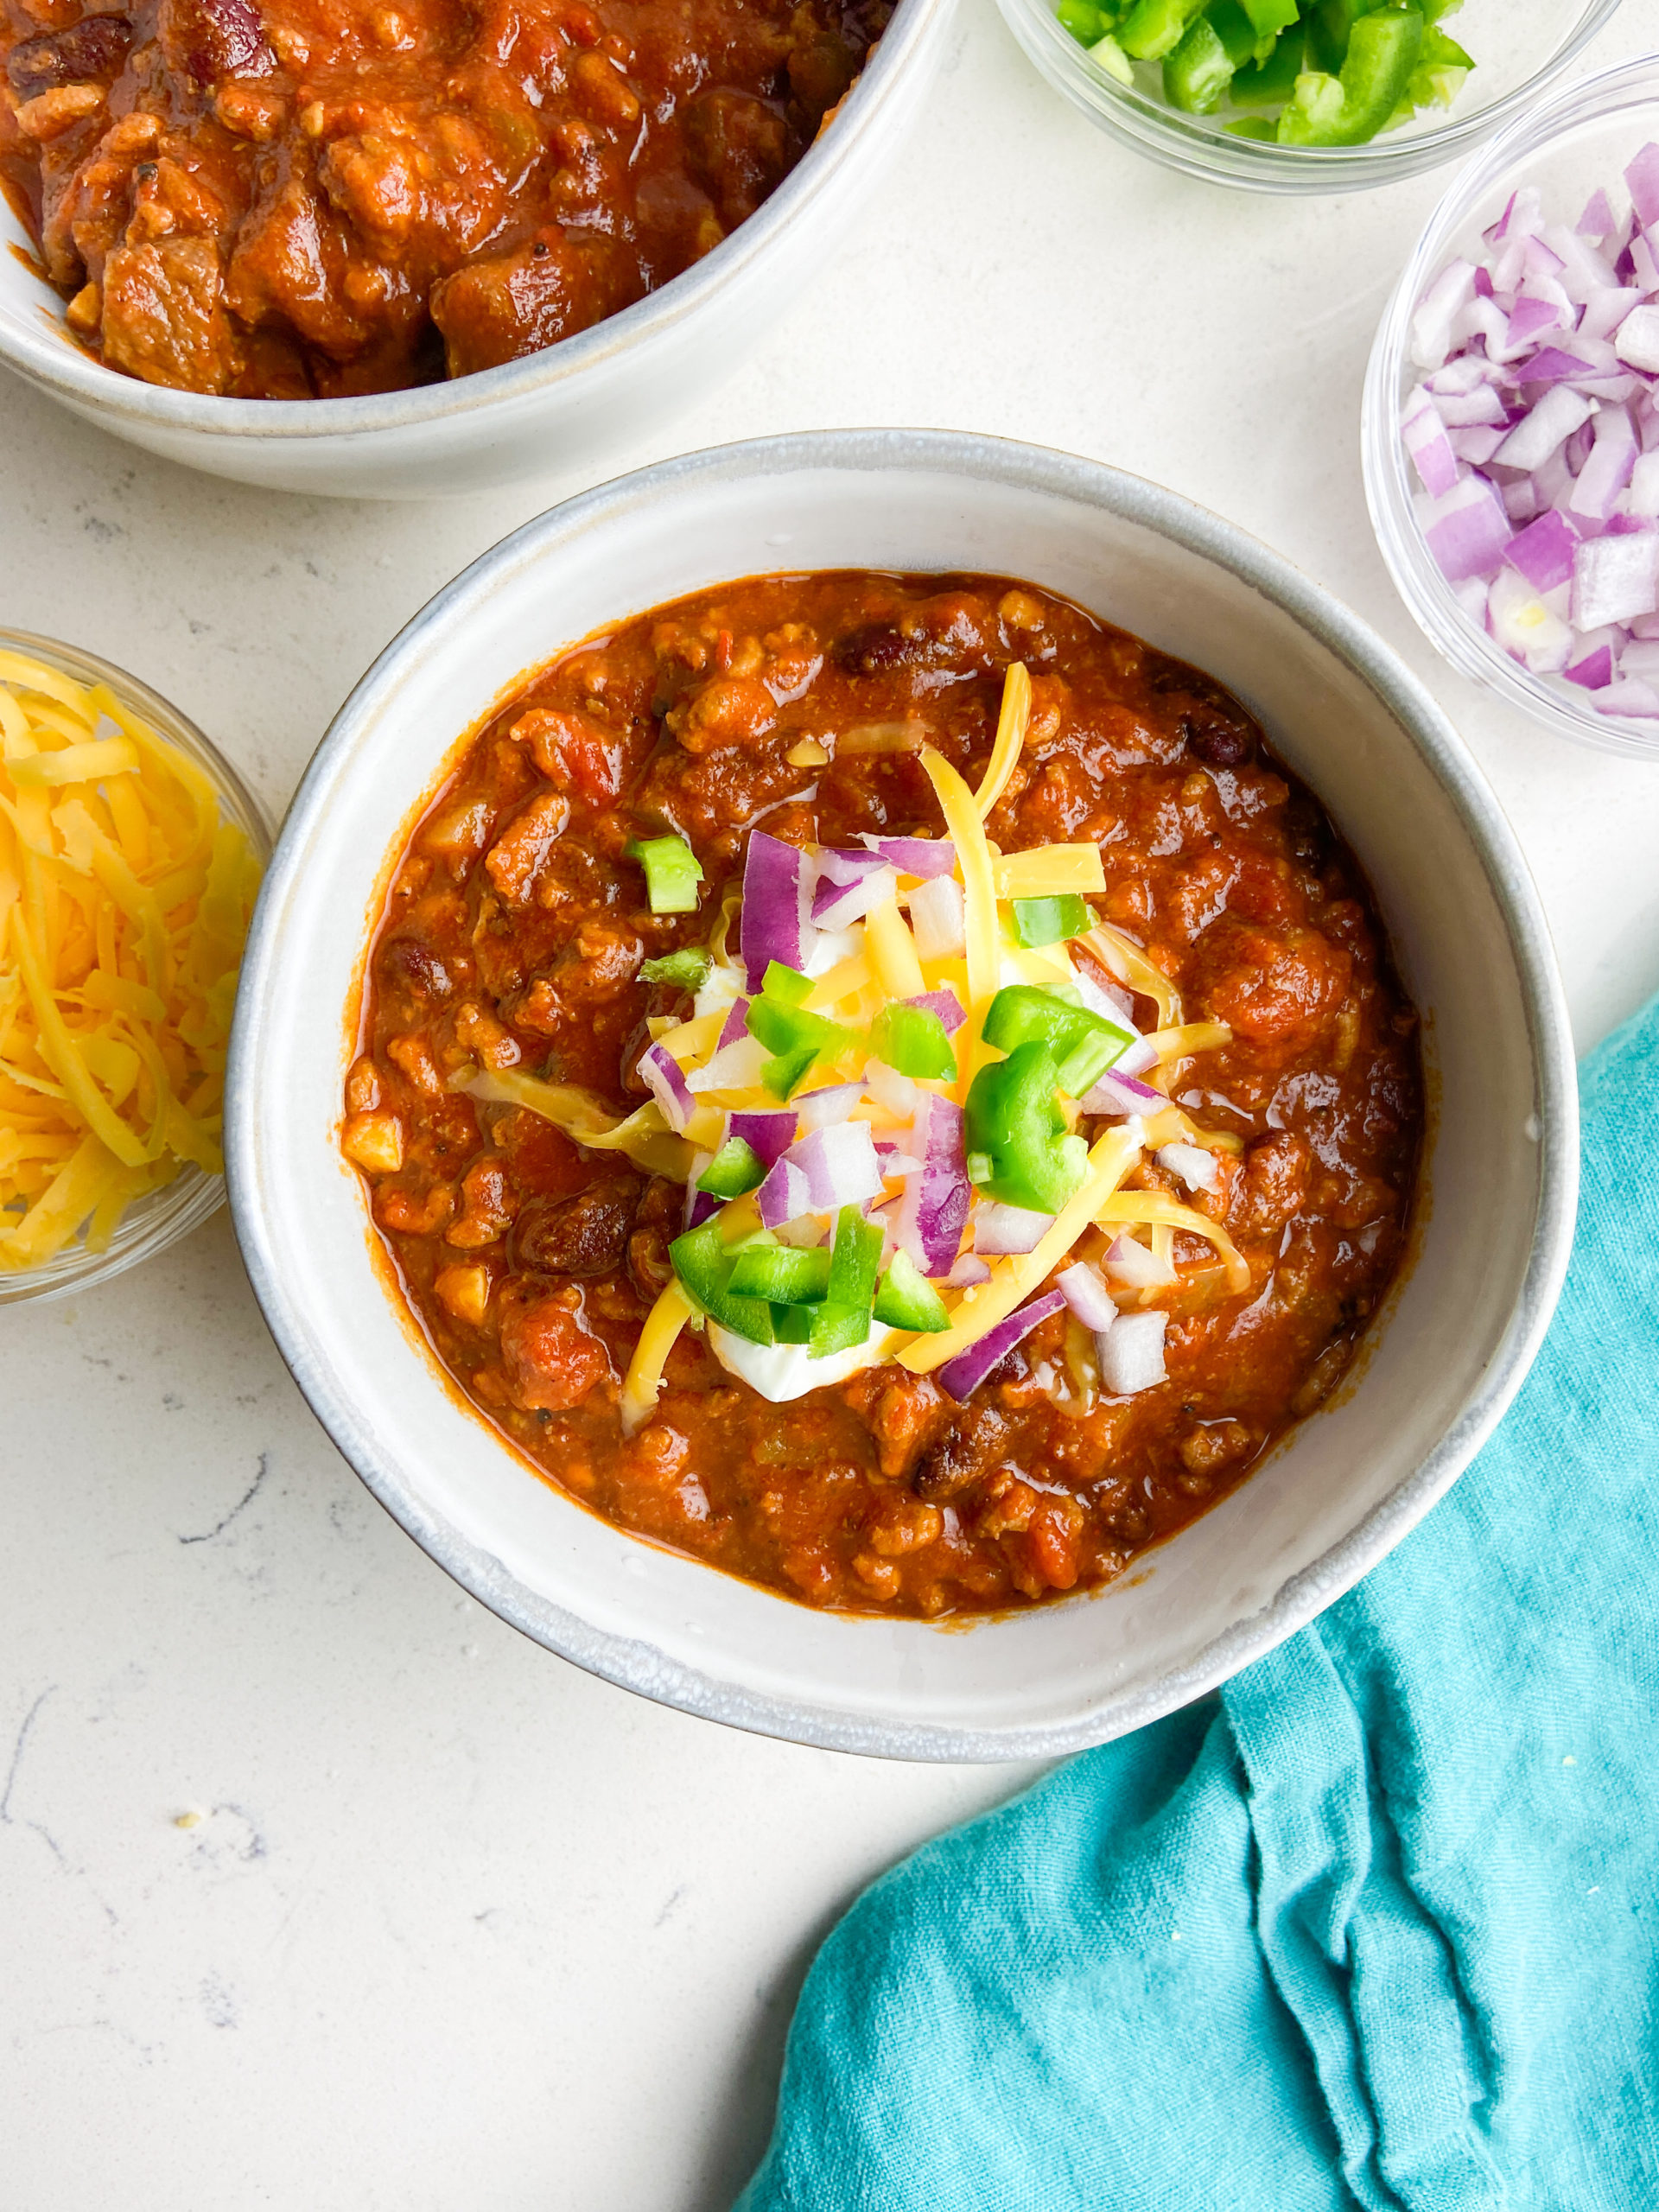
<box><xmin>0</xmin><ymin>632</ymin><xmax>268</xmax><ymax>1305</ymax></box>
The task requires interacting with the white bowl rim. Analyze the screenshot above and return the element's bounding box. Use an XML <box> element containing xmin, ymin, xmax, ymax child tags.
<box><xmin>226</xmin><ymin>428</ymin><xmax>1579</xmax><ymax>1761</ymax></box>
<box><xmin>0</xmin><ymin>0</ymin><xmax>944</xmax><ymax>443</ymax></box>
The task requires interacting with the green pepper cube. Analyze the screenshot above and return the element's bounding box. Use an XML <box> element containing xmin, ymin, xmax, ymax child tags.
<box><xmin>1087</xmin><ymin>29</ymin><xmax>1135</xmax><ymax>79</ymax></box>
<box><xmin>1056</xmin><ymin>0</ymin><xmax>1105</xmax><ymax>41</ymax></box>
<box><xmin>826</xmin><ymin>1205</ymin><xmax>884</xmax><ymax>1313</ymax></box>
<box><xmin>639</xmin><ymin>945</ymin><xmax>713</xmax><ymax>989</ymax></box>
<box><xmin>1117</xmin><ymin>0</ymin><xmax>1205</xmax><ymax>61</ymax></box>
<box><xmin>873</xmin><ymin>1249</ymin><xmax>950</xmax><ymax>1333</ymax></box>
<box><xmin>696</xmin><ymin>1137</ymin><xmax>765</xmax><ymax>1200</ymax></box>
<box><xmin>668</xmin><ymin>1221</ymin><xmax>774</xmax><ymax>1344</ymax></box>
<box><xmin>761</xmin><ymin>961</ymin><xmax>813</xmax><ymax>1006</ymax></box>
<box><xmin>1279</xmin><ymin>7</ymin><xmax>1422</xmax><ymax>144</ymax></box>
<box><xmin>808</xmin><ymin>1301</ymin><xmax>874</xmax><ymax>1359</ymax></box>
<box><xmin>963</xmin><ymin>1039</ymin><xmax>1090</xmax><ymax>1215</ymax></box>
<box><xmin>626</xmin><ymin>835</ymin><xmax>703</xmax><ymax>915</ymax></box>
<box><xmin>871</xmin><ymin>1001</ymin><xmax>957</xmax><ymax>1082</ymax></box>
<box><xmin>1164</xmin><ymin>16</ymin><xmax>1234</xmax><ymax>110</ymax></box>
<box><xmin>760</xmin><ymin>1044</ymin><xmax>821</xmax><ymax>1101</ymax></box>
<box><xmin>1010</xmin><ymin>893</ymin><xmax>1092</xmax><ymax>948</ymax></box>
<box><xmin>728</xmin><ymin>1242</ymin><xmax>833</xmax><ymax>1302</ymax></box>
<box><xmin>980</xmin><ymin>983</ymin><xmax>1134</xmax><ymax>1099</ymax></box>
<box><xmin>1239</xmin><ymin>0</ymin><xmax>1299</xmax><ymax>35</ymax></box>
<box><xmin>1230</xmin><ymin>24</ymin><xmax>1305</xmax><ymax>102</ymax></box>
<box><xmin>772</xmin><ymin>1302</ymin><xmax>815</xmax><ymax>1344</ymax></box>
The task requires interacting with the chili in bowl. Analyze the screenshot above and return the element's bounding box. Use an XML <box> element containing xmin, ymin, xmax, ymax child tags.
<box><xmin>226</xmin><ymin>430</ymin><xmax>1575</xmax><ymax>1758</ymax></box>
<box><xmin>0</xmin><ymin>0</ymin><xmax>950</xmax><ymax>496</ymax></box>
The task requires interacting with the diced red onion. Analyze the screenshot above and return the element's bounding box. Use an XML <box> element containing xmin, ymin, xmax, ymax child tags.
<box><xmin>857</xmin><ymin>834</ymin><xmax>957</xmax><ymax>878</ymax></box>
<box><xmin>683</xmin><ymin>1161</ymin><xmax>721</xmax><ymax>1232</ymax></box>
<box><xmin>1573</xmin><ymin>531</ymin><xmax>1659</xmax><ymax>629</ymax></box>
<box><xmin>740</xmin><ymin>830</ymin><xmax>812</xmax><ymax>988</ymax></box>
<box><xmin>687</xmin><ymin>1033</ymin><xmax>769</xmax><ymax>1094</ymax></box>
<box><xmin>1402</xmin><ymin>387</ymin><xmax>1460</xmax><ymax>498</ymax></box>
<box><xmin>1155</xmin><ymin>1141</ymin><xmax>1218</xmax><ymax>1193</ymax></box>
<box><xmin>936</xmin><ymin>1289</ymin><xmax>1067</xmax><ymax>1404</ymax></box>
<box><xmin>946</xmin><ymin>1252</ymin><xmax>991</xmax><ymax>1288</ymax></box>
<box><xmin>1070</xmin><ymin>959</ymin><xmax>1135</xmax><ymax>1027</ymax></box>
<box><xmin>972</xmin><ymin>1200</ymin><xmax>1056</xmax><ymax>1255</ymax></box>
<box><xmin>1402</xmin><ymin>145</ymin><xmax>1659</xmax><ymax>728</ymax></box>
<box><xmin>639</xmin><ymin>1042</ymin><xmax>696</xmax><ymax>1133</ymax></box>
<box><xmin>756</xmin><ymin>1122</ymin><xmax>884</xmax><ymax>1230</ymax></box>
<box><xmin>1424</xmin><ymin>475</ymin><xmax>1513</xmax><ymax>582</ymax></box>
<box><xmin>796</xmin><ymin>1081</ymin><xmax>864</xmax><ymax>1131</ymax></box>
<box><xmin>1564</xmin><ymin>645</ymin><xmax>1613</xmax><ymax>690</ymax></box>
<box><xmin>1097</xmin><ymin>1310</ymin><xmax>1167</xmax><ymax>1396</ymax></box>
<box><xmin>1503</xmin><ymin>508</ymin><xmax>1581</xmax><ymax>592</ymax></box>
<box><xmin>717</xmin><ymin>997</ymin><xmax>750</xmax><ymax>1049</ymax></box>
<box><xmin>887</xmin><ymin>1091</ymin><xmax>969</xmax><ymax>1278</ymax></box>
<box><xmin>865</xmin><ymin>1060</ymin><xmax>920</xmax><ymax>1118</ymax></box>
<box><xmin>810</xmin><ymin>861</ymin><xmax>897</xmax><ymax>931</ymax></box>
<box><xmin>874</xmin><ymin>1143</ymin><xmax>924</xmax><ymax>1177</ymax></box>
<box><xmin>907</xmin><ymin>875</ymin><xmax>966</xmax><ymax>962</ymax></box>
<box><xmin>905</xmin><ymin>987</ymin><xmax>966</xmax><ymax>1035</ymax></box>
<box><xmin>728</xmin><ymin>1109</ymin><xmax>796</xmax><ymax>1168</ymax></box>
<box><xmin>1080</xmin><ymin>1068</ymin><xmax>1161</xmax><ymax>1116</ymax></box>
<box><xmin>1113</xmin><ymin>1038</ymin><xmax>1160</xmax><ymax>1079</ymax></box>
<box><xmin>1101</xmin><ymin>1233</ymin><xmax>1174</xmax><ymax>1290</ymax></box>
<box><xmin>1056</xmin><ymin>1260</ymin><xmax>1117</xmax><ymax>1332</ymax></box>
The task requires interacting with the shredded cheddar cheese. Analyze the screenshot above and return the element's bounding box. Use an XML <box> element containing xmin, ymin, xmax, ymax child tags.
<box><xmin>1096</xmin><ymin>1191</ymin><xmax>1251</xmax><ymax>1294</ymax></box>
<box><xmin>620</xmin><ymin>1276</ymin><xmax>697</xmax><ymax>1436</ymax></box>
<box><xmin>992</xmin><ymin>844</ymin><xmax>1106</xmax><ymax>899</ymax></box>
<box><xmin>0</xmin><ymin>647</ymin><xmax>260</xmax><ymax>1271</ymax></box>
<box><xmin>973</xmin><ymin>662</ymin><xmax>1033</xmax><ymax>819</ymax></box>
<box><xmin>919</xmin><ymin>747</ymin><xmax>999</xmax><ymax>1029</ymax></box>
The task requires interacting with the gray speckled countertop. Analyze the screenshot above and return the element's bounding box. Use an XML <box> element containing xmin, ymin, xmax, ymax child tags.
<box><xmin>5</xmin><ymin>3</ymin><xmax>1659</xmax><ymax>2204</ymax></box>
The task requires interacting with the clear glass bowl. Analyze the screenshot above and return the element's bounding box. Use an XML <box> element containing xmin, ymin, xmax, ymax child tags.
<box><xmin>995</xmin><ymin>0</ymin><xmax>1623</xmax><ymax>194</ymax></box>
<box><xmin>0</xmin><ymin>632</ymin><xmax>271</xmax><ymax>1306</ymax></box>
<box><xmin>1363</xmin><ymin>53</ymin><xmax>1659</xmax><ymax>760</ymax></box>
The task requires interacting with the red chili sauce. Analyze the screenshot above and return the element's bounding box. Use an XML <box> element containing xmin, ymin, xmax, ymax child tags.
<box><xmin>344</xmin><ymin>570</ymin><xmax>1423</xmax><ymax>1618</ymax></box>
<box><xmin>0</xmin><ymin>0</ymin><xmax>887</xmax><ymax>394</ymax></box>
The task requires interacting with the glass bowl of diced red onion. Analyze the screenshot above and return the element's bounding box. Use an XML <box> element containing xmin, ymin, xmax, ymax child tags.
<box><xmin>1364</xmin><ymin>51</ymin><xmax>1659</xmax><ymax>759</ymax></box>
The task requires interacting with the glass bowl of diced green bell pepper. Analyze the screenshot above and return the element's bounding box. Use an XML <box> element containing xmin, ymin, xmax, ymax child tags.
<box><xmin>995</xmin><ymin>0</ymin><xmax>1624</xmax><ymax>192</ymax></box>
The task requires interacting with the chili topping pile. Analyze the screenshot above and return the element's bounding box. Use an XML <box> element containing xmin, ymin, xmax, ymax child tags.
<box><xmin>345</xmin><ymin>570</ymin><xmax>1422</xmax><ymax>1618</ymax></box>
<box><xmin>0</xmin><ymin>0</ymin><xmax>887</xmax><ymax>397</ymax></box>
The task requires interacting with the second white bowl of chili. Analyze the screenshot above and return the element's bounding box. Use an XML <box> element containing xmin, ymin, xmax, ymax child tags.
<box><xmin>227</xmin><ymin>429</ymin><xmax>1575</xmax><ymax>1760</ymax></box>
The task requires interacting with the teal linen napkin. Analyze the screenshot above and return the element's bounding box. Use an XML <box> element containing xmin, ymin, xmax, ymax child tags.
<box><xmin>737</xmin><ymin>994</ymin><xmax>1659</xmax><ymax>2212</ymax></box>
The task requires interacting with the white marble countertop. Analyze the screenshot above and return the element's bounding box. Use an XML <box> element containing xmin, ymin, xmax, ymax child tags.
<box><xmin>5</xmin><ymin>5</ymin><xmax>1659</xmax><ymax>2205</ymax></box>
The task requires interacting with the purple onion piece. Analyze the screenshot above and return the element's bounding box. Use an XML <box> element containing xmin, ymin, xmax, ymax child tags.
<box><xmin>795</xmin><ymin>1081</ymin><xmax>864</xmax><ymax>1130</ymax></box>
<box><xmin>857</xmin><ymin>834</ymin><xmax>957</xmax><ymax>879</ymax></box>
<box><xmin>1080</xmin><ymin>1069</ymin><xmax>1161</xmax><ymax>1117</ymax></box>
<box><xmin>639</xmin><ymin>1042</ymin><xmax>695</xmax><ymax>1133</ymax></box>
<box><xmin>740</xmin><ymin>831</ymin><xmax>811</xmax><ymax>989</ymax></box>
<box><xmin>937</xmin><ymin>1289</ymin><xmax>1068</xmax><ymax>1404</ymax></box>
<box><xmin>717</xmin><ymin>997</ymin><xmax>751</xmax><ymax>1050</ymax></box>
<box><xmin>887</xmin><ymin>1090</ymin><xmax>969</xmax><ymax>1278</ymax></box>
<box><xmin>971</xmin><ymin>1200</ymin><xmax>1056</xmax><ymax>1256</ymax></box>
<box><xmin>1056</xmin><ymin>1261</ymin><xmax>1118</xmax><ymax>1333</ymax></box>
<box><xmin>1503</xmin><ymin>508</ymin><xmax>1581</xmax><ymax>593</ymax></box>
<box><xmin>756</xmin><ymin>1122</ymin><xmax>884</xmax><ymax>1230</ymax></box>
<box><xmin>904</xmin><ymin>987</ymin><xmax>966</xmax><ymax>1035</ymax></box>
<box><xmin>728</xmin><ymin>1109</ymin><xmax>796</xmax><ymax>1169</ymax></box>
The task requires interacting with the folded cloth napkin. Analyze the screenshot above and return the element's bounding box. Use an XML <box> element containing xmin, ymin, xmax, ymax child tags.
<box><xmin>736</xmin><ymin>993</ymin><xmax>1659</xmax><ymax>2212</ymax></box>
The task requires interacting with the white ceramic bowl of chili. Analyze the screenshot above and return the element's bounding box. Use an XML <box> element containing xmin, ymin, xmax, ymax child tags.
<box><xmin>226</xmin><ymin>429</ymin><xmax>1577</xmax><ymax>1761</ymax></box>
<box><xmin>0</xmin><ymin>0</ymin><xmax>951</xmax><ymax>501</ymax></box>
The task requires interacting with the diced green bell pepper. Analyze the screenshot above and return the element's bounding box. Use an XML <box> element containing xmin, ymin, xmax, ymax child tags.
<box><xmin>1057</xmin><ymin>0</ymin><xmax>1106</xmax><ymax>41</ymax></box>
<box><xmin>1010</xmin><ymin>893</ymin><xmax>1091</xmax><ymax>948</ymax></box>
<box><xmin>639</xmin><ymin>946</ymin><xmax>712</xmax><ymax>989</ymax></box>
<box><xmin>1117</xmin><ymin>0</ymin><xmax>1205</xmax><ymax>62</ymax></box>
<box><xmin>979</xmin><ymin>983</ymin><xmax>1135</xmax><ymax>1100</ymax></box>
<box><xmin>873</xmin><ymin>1249</ymin><xmax>950</xmax><ymax>1333</ymax></box>
<box><xmin>826</xmin><ymin>1204</ymin><xmax>883</xmax><ymax>1312</ymax></box>
<box><xmin>1205</xmin><ymin>0</ymin><xmax>1259</xmax><ymax>66</ymax></box>
<box><xmin>1230</xmin><ymin>24</ymin><xmax>1305</xmax><ymax>101</ymax></box>
<box><xmin>772</xmin><ymin>1302</ymin><xmax>815</xmax><ymax>1344</ymax></box>
<box><xmin>746</xmin><ymin>986</ymin><xmax>858</xmax><ymax>1099</ymax></box>
<box><xmin>809</xmin><ymin>1302</ymin><xmax>874</xmax><ymax>1358</ymax></box>
<box><xmin>1239</xmin><ymin>0</ymin><xmax>1299</xmax><ymax>38</ymax></box>
<box><xmin>626</xmin><ymin>835</ymin><xmax>703</xmax><ymax>915</ymax></box>
<box><xmin>1225</xmin><ymin>114</ymin><xmax>1279</xmax><ymax>137</ymax></box>
<box><xmin>696</xmin><ymin>1138</ymin><xmax>765</xmax><ymax>1199</ymax></box>
<box><xmin>871</xmin><ymin>1001</ymin><xmax>957</xmax><ymax>1082</ymax></box>
<box><xmin>1088</xmin><ymin>29</ymin><xmax>1135</xmax><ymax>79</ymax></box>
<box><xmin>669</xmin><ymin>1220</ymin><xmax>774</xmax><ymax>1344</ymax></box>
<box><xmin>963</xmin><ymin>1039</ymin><xmax>1089</xmax><ymax>1215</ymax></box>
<box><xmin>1278</xmin><ymin>7</ymin><xmax>1422</xmax><ymax>145</ymax></box>
<box><xmin>1163</xmin><ymin>16</ymin><xmax>1234</xmax><ymax>112</ymax></box>
<box><xmin>728</xmin><ymin>1241</ymin><xmax>832</xmax><ymax>1302</ymax></box>
<box><xmin>761</xmin><ymin>961</ymin><xmax>813</xmax><ymax>1006</ymax></box>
